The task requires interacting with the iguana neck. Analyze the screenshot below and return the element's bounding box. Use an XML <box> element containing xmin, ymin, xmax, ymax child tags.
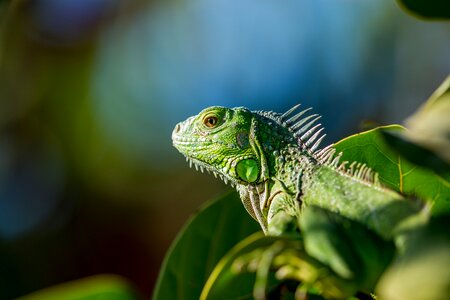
<box><xmin>235</xmin><ymin>129</ymin><xmax>311</xmax><ymax>233</ymax></box>
<box><xmin>300</xmin><ymin>165</ymin><xmax>427</xmax><ymax>240</ymax></box>
<box><xmin>251</xmin><ymin>112</ymin><xmax>313</xmax><ymax>193</ymax></box>
<box><xmin>270</xmin><ymin>144</ymin><xmax>313</xmax><ymax>193</ymax></box>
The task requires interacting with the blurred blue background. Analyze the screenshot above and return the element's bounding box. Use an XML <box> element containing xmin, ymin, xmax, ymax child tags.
<box><xmin>0</xmin><ymin>0</ymin><xmax>449</xmax><ymax>298</ymax></box>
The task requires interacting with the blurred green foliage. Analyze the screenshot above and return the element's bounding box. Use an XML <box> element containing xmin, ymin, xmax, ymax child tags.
<box><xmin>377</xmin><ymin>215</ymin><xmax>450</xmax><ymax>300</ymax></box>
<box><xmin>404</xmin><ymin>75</ymin><xmax>450</xmax><ymax>164</ymax></box>
<box><xmin>17</xmin><ymin>275</ymin><xmax>139</xmax><ymax>300</ymax></box>
<box><xmin>397</xmin><ymin>0</ymin><xmax>450</xmax><ymax>19</ymax></box>
<box><xmin>0</xmin><ymin>0</ymin><xmax>449</xmax><ymax>299</ymax></box>
<box><xmin>153</xmin><ymin>192</ymin><xmax>260</xmax><ymax>300</ymax></box>
<box><xmin>200</xmin><ymin>233</ymin><xmax>285</xmax><ymax>300</ymax></box>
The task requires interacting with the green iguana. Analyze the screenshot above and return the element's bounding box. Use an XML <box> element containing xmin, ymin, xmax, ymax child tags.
<box><xmin>171</xmin><ymin>105</ymin><xmax>429</xmax><ymax>299</ymax></box>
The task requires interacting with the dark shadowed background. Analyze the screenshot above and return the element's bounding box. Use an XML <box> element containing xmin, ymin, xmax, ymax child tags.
<box><xmin>0</xmin><ymin>0</ymin><xmax>449</xmax><ymax>298</ymax></box>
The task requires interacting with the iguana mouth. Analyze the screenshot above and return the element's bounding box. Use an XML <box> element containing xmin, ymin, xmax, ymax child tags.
<box><xmin>172</xmin><ymin>135</ymin><xmax>211</xmax><ymax>145</ymax></box>
<box><xmin>172</xmin><ymin>134</ymin><xmax>213</xmax><ymax>153</ymax></box>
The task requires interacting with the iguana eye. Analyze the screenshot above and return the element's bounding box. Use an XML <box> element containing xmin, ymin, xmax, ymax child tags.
<box><xmin>203</xmin><ymin>115</ymin><xmax>218</xmax><ymax>128</ymax></box>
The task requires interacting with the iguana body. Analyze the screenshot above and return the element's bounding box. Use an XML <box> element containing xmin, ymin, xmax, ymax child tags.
<box><xmin>172</xmin><ymin>105</ymin><xmax>432</xmax><ymax>299</ymax></box>
<box><xmin>172</xmin><ymin>105</ymin><xmax>424</xmax><ymax>239</ymax></box>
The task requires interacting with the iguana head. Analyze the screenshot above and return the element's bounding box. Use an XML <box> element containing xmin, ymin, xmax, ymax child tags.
<box><xmin>172</xmin><ymin>106</ymin><xmax>263</xmax><ymax>186</ymax></box>
<box><xmin>172</xmin><ymin>105</ymin><xmax>328</xmax><ymax>187</ymax></box>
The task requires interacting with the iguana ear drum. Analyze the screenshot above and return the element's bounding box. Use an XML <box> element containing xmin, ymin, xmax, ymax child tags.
<box><xmin>236</xmin><ymin>132</ymin><xmax>249</xmax><ymax>148</ymax></box>
<box><xmin>236</xmin><ymin>159</ymin><xmax>259</xmax><ymax>183</ymax></box>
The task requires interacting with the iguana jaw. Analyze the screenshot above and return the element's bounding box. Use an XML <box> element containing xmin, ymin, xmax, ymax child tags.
<box><xmin>180</xmin><ymin>154</ymin><xmax>239</xmax><ymax>187</ymax></box>
<box><xmin>173</xmin><ymin>135</ymin><xmax>257</xmax><ymax>187</ymax></box>
<box><xmin>172</xmin><ymin>129</ymin><xmax>249</xmax><ymax>187</ymax></box>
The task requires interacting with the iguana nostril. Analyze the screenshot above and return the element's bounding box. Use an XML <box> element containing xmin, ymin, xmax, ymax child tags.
<box><xmin>174</xmin><ymin>123</ymin><xmax>181</xmax><ymax>134</ymax></box>
<box><xmin>172</xmin><ymin>124</ymin><xmax>182</xmax><ymax>141</ymax></box>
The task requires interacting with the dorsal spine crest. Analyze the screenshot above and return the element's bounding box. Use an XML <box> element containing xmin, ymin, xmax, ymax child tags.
<box><xmin>255</xmin><ymin>104</ymin><xmax>382</xmax><ymax>188</ymax></box>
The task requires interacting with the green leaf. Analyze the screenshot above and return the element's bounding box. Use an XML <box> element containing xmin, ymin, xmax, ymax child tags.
<box><xmin>404</xmin><ymin>75</ymin><xmax>450</xmax><ymax>163</ymax></box>
<box><xmin>396</xmin><ymin>0</ymin><xmax>450</xmax><ymax>19</ymax></box>
<box><xmin>201</xmin><ymin>230</ymin><xmax>360</xmax><ymax>300</ymax></box>
<box><xmin>16</xmin><ymin>275</ymin><xmax>138</xmax><ymax>300</ymax></box>
<box><xmin>376</xmin><ymin>214</ymin><xmax>450</xmax><ymax>300</ymax></box>
<box><xmin>153</xmin><ymin>191</ymin><xmax>260</xmax><ymax>300</ymax></box>
<box><xmin>380</xmin><ymin>130</ymin><xmax>450</xmax><ymax>180</ymax></box>
<box><xmin>300</xmin><ymin>206</ymin><xmax>395</xmax><ymax>291</ymax></box>
<box><xmin>200</xmin><ymin>233</ymin><xmax>281</xmax><ymax>300</ymax></box>
<box><xmin>333</xmin><ymin>125</ymin><xmax>450</xmax><ymax>215</ymax></box>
